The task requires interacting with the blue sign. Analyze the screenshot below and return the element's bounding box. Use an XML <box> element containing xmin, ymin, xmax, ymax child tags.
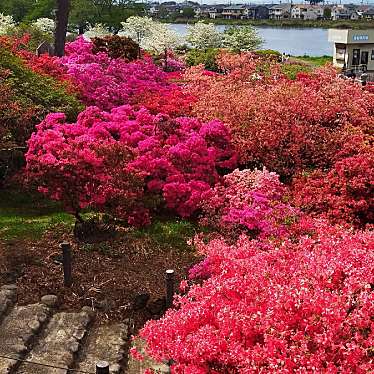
<box><xmin>353</xmin><ymin>35</ymin><xmax>369</xmax><ymax>41</ymax></box>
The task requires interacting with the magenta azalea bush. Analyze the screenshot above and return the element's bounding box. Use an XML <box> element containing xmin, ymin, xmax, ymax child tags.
<box><xmin>140</xmin><ymin>223</ymin><xmax>374</xmax><ymax>373</ymax></box>
<box><xmin>61</xmin><ymin>37</ymin><xmax>191</xmax><ymax>113</ymax></box>
<box><xmin>200</xmin><ymin>168</ymin><xmax>299</xmax><ymax>240</ymax></box>
<box><xmin>25</xmin><ymin>105</ymin><xmax>236</xmax><ymax>225</ymax></box>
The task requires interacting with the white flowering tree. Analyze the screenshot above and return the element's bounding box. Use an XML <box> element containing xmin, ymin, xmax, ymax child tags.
<box><xmin>84</xmin><ymin>23</ymin><xmax>111</xmax><ymax>39</ymax></box>
<box><xmin>32</xmin><ymin>18</ymin><xmax>55</xmax><ymax>35</ymax></box>
<box><xmin>186</xmin><ymin>21</ymin><xmax>222</xmax><ymax>50</ymax></box>
<box><xmin>120</xmin><ymin>16</ymin><xmax>154</xmax><ymax>57</ymax></box>
<box><xmin>144</xmin><ymin>22</ymin><xmax>182</xmax><ymax>70</ymax></box>
<box><xmin>0</xmin><ymin>13</ymin><xmax>15</xmax><ymax>35</ymax></box>
<box><xmin>223</xmin><ymin>26</ymin><xmax>263</xmax><ymax>53</ymax></box>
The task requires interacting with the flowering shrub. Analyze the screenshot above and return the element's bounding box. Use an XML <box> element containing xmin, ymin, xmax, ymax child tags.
<box><xmin>61</xmin><ymin>37</ymin><xmax>190</xmax><ymax>114</ymax></box>
<box><xmin>139</xmin><ymin>224</ymin><xmax>374</xmax><ymax>372</ymax></box>
<box><xmin>0</xmin><ymin>38</ymin><xmax>82</xmax><ymax>145</ymax></box>
<box><xmin>0</xmin><ymin>13</ymin><xmax>15</xmax><ymax>35</ymax></box>
<box><xmin>293</xmin><ymin>140</ymin><xmax>374</xmax><ymax>227</ymax></box>
<box><xmin>92</xmin><ymin>35</ymin><xmax>139</xmax><ymax>61</ymax></box>
<box><xmin>186</xmin><ymin>53</ymin><xmax>374</xmax><ymax>180</ymax></box>
<box><xmin>200</xmin><ymin>168</ymin><xmax>298</xmax><ymax>240</ymax></box>
<box><xmin>25</xmin><ymin>105</ymin><xmax>236</xmax><ymax>224</ymax></box>
<box><xmin>0</xmin><ymin>77</ymin><xmax>37</xmax><ymax>146</ymax></box>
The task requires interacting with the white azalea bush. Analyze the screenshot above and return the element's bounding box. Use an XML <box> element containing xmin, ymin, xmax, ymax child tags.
<box><xmin>120</xmin><ymin>16</ymin><xmax>154</xmax><ymax>47</ymax></box>
<box><xmin>32</xmin><ymin>18</ymin><xmax>55</xmax><ymax>34</ymax></box>
<box><xmin>186</xmin><ymin>21</ymin><xmax>222</xmax><ymax>50</ymax></box>
<box><xmin>84</xmin><ymin>23</ymin><xmax>110</xmax><ymax>39</ymax></box>
<box><xmin>0</xmin><ymin>13</ymin><xmax>15</xmax><ymax>35</ymax></box>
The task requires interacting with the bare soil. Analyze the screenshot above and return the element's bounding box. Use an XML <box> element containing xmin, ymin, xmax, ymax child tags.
<box><xmin>0</xmin><ymin>224</ymin><xmax>200</xmax><ymax>331</ymax></box>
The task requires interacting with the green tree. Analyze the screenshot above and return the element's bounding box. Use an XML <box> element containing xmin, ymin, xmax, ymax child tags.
<box><xmin>0</xmin><ymin>0</ymin><xmax>34</xmax><ymax>22</ymax></box>
<box><xmin>182</xmin><ymin>7</ymin><xmax>195</xmax><ymax>19</ymax></box>
<box><xmin>24</xmin><ymin>0</ymin><xmax>56</xmax><ymax>21</ymax></box>
<box><xmin>69</xmin><ymin>0</ymin><xmax>98</xmax><ymax>33</ymax></box>
<box><xmin>223</xmin><ymin>26</ymin><xmax>263</xmax><ymax>53</ymax></box>
<box><xmin>323</xmin><ymin>7</ymin><xmax>331</xmax><ymax>20</ymax></box>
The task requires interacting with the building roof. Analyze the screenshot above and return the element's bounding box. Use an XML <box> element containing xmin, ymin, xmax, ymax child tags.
<box><xmin>270</xmin><ymin>4</ymin><xmax>291</xmax><ymax>10</ymax></box>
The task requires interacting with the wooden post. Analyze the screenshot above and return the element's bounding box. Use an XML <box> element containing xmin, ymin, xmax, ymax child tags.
<box><xmin>54</xmin><ymin>0</ymin><xmax>70</xmax><ymax>57</ymax></box>
<box><xmin>96</xmin><ymin>361</ymin><xmax>110</xmax><ymax>374</ymax></box>
<box><xmin>165</xmin><ymin>269</ymin><xmax>175</xmax><ymax>309</ymax></box>
<box><xmin>60</xmin><ymin>242</ymin><xmax>72</xmax><ymax>287</ymax></box>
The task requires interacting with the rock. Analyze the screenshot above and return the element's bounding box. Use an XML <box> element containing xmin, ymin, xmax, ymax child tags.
<box><xmin>1</xmin><ymin>284</ymin><xmax>17</xmax><ymax>291</ymax></box>
<box><xmin>81</xmin><ymin>306</ymin><xmax>96</xmax><ymax>319</ymax></box>
<box><xmin>76</xmin><ymin>323</ymin><xmax>129</xmax><ymax>374</ymax></box>
<box><xmin>41</xmin><ymin>295</ymin><xmax>58</xmax><ymax>307</ymax></box>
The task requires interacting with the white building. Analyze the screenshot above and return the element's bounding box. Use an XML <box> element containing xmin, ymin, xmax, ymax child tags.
<box><xmin>291</xmin><ymin>5</ymin><xmax>323</xmax><ymax>20</ymax></box>
<box><xmin>269</xmin><ymin>4</ymin><xmax>291</xmax><ymax>20</ymax></box>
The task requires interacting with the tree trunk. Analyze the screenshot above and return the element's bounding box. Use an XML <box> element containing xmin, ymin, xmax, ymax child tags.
<box><xmin>164</xmin><ymin>48</ymin><xmax>168</xmax><ymax>72</ymax></box>
<box><xmin>54</xmin><ymin>0</ymin><xmax>70</xmax><ymax>57</ymax></box>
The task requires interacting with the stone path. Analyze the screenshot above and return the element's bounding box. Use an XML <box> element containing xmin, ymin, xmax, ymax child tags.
<box><xmin>0</xmin><ymin>285</ymin><xmax>132</xmax><ymax>374</ymax></box>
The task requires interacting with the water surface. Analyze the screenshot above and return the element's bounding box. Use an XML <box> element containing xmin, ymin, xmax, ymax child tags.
<box><xmin>170</xmin><ymin>24</ymin><xmax>333</xmax><ymax>56</ymax></box>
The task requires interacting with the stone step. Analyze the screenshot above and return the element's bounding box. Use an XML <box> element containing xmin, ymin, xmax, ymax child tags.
<box><xmin>76</xmin><ymin>322</ymin><xmax>129</xmax><ymax>374</ymax></box>
<box><xmin>0</xmin><ymin>302</ymin><xmax>51</xmax><ymax>373</ymax></box>
<box><xmin>126</xmin><ymin>338</ymin><xmax>170</xmax><ymax>374</ymax></box>
<box><xmin>0</xmin><ymin>284</ymin><xmax>17</xmax><ymax>322</ymax></box>
<box><xmin>17</xmin><ymin>307</ymin><xmax>93</xmax><ymax>374</ymax></box>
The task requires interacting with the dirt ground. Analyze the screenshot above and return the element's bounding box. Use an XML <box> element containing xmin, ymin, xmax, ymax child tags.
<box><xmin>0</xmin><ymin>224</ymin><xmax>200</xmax><ymax>331</ymax></box>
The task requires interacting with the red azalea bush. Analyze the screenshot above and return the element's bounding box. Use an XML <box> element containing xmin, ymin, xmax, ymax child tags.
<box><xmin>0</xmin><ymin>76</ymin><xmax>37</xmax><ymax>145</ymax></box>
<box><xmin>186</xmin><ymin>52</ymin><xmax>374</xmax><ymax>180</ymax></box>
<box><xmin>25</xmin><ymin>105</ymin><xmax>236</xmax><ymax>225</ymax></box>
<box><xmin>199</xmin><ymin>168</ymin><xmax>299</xmax><ymax>240</ymax></box>
<box><xmin>139</xmin><ymin>223</ymin><xmax>374</xmax><ymax>373</ymax></box>
<box><xmin>293</xmin><ymin>139</ymin><xmax>374</xmax><ymax>227</ymax></box>
<box><xmin>60</xmin><ymin>37</ymin><xmax>192</xmax><ymax>114</ymax></box>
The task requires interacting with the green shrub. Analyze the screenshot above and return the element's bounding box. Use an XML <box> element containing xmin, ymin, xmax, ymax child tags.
<box><xmin>255</xmin><ymin>49</ymin><xmax>281</xmax><ymax>57</ymax></box>
<box><xmin>281</xmin><ymin>63</ymin><xmax>311</xmax><ymax>80</ymax></box>
<box><xmin>6</xmin><ymin>23</ymin><xmax>53</xmax><ymax>52</ymax></box>
<box><xmin>186</xmin><ymin>48</ymin><xmax>219</xmax><ymax>72</ymax></box>
<box><xmin>0</xmin><ymin>46</ymin><xmax>83</xmax><ymax>145</ymax></box>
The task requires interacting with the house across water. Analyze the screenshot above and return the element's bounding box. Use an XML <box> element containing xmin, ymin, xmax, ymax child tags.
<box><xmin>328</xmin><ymin>29</ymin><xmax>374</xmax><ymax>76</ymax></box>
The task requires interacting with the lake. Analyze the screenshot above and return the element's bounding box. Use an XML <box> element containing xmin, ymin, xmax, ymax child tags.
<box><xmin>170</xmin><ymin>24</ymin><xmax>333</xmax><ymax>57</ymax></box>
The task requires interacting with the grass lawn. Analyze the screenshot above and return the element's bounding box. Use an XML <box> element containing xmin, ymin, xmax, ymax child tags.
<box><xmin>0</xmin><ymin>188</ymin><xmax>74</xmax><ymax>240</ymax></box>
<box><xmin>295</xmin><ymin>55</ymin><xmax>332</xmax><ymax>67</ymax></box>
<box><xmin>0</xmin><ymin>188</ymin><xmax>201</xmax><ymax>252</ymax></box>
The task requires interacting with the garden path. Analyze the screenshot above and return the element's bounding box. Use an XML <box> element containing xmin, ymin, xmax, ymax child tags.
<box><xmin>0</xmin><ymin>285</ymin><xmax>136</xmax><ymax>374</ymax></box>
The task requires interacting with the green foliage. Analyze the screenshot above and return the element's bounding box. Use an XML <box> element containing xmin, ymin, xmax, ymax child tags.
<box><xmin>281</xmin><ymin>63</ymin><xmax>311</xmax><ymax>80</ymax></box>
<box><xmin>186</xmin><ymin>48</ymin><xmax>219</xmax><ymax>71</ymax></box>
<box><xmin>182</xmin><ymin>7</ymin><xmax>195</xmax><ymax>19</ymax></box>
<box><xmin>131</xmin><ymin>218</ymin><xmax>200</xmax><ymax>251</ymax></box>
<box><xmin>0</xmin><ymin>0</ymin><xmax>34</xmax><ymax>22</ymax></box>
<box><xmin>0</xmin><ymin>47</ymin><xmax>83</xmax><ymax>144</ymax></box>
<box><xmin>296</xmin><ymin>55</ymin><xmax>332</xmax><ymax>67</ymax></box>
<box><xmin>256</xmin><ymin>49</ymin><xmax>281</xmax><ymax>57</ymax></box>
<box><xmin>323</xmin><ymin>7</ymin><xmax>332</xmax><ymax>19</ymax></box>
<box><xmin>92</xmin><ymin>35</ymin><xmax>139</xmax><ymax>60</ymax></box>
<box><xmin>6</xmin><ymin>23</ymin><xmax>53</xmax><ymax>51</ymax></box>
<box><xmin>223</xmin><ymin>25</ymin><xmax>263</xmax><ymax>53</ymax></box>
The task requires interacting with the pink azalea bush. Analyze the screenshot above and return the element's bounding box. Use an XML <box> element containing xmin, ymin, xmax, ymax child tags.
<box><xmin>139</xmin><ymin>223</ymin><xmax>374</xmax><ymax>372</ymax></box>
<box><xmin>200</xmin><ymin>168</ymin><xmax>299</xmax><ymax>240</ymax></box>
<box><xmin>60</xmin><ymin>37</ymin><xmax>192</xmax><ymax>114</ymax></box>
<box><xmin>25</xmin><ymin>105</ymin><xmax>236</xmax><ymax>225</ymax></box>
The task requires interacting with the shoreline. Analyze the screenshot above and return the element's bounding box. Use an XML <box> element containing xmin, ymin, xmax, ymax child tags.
<box><xmin>162</xmin><ymin>18</ymin><xmax>374</xmax><ymax>29</ymax></box>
